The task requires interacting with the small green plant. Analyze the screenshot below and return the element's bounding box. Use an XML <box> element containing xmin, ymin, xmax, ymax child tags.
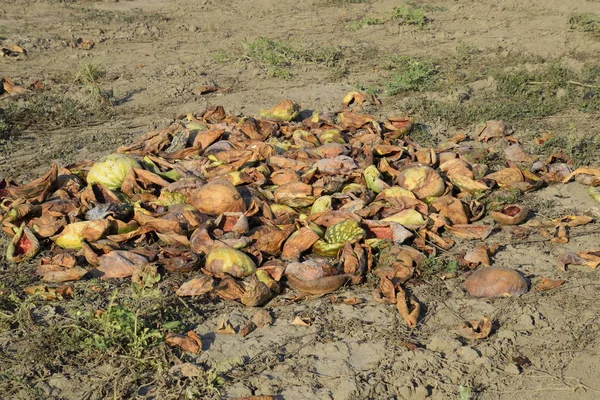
<box><xmin>391</xmin><ymin>5</ymin><xmax>429</xmax><ymax>27</ymax></box>
<box><xmin>455</xmin><ymin>42</ymin><xmax>479</xmax><ymax>62</ymax></box>
<box><xmin>419</xmin><ymin>256</ymin><xmax>459</xmax><ymax>279</ymax></box>
<box><xmin>494</xmin><ymin>62</ymin><xmax>575</xmax><ymax>96</ymax></box>
<box><xmin>73</xmin><ymin>62</ymin><xmax>115</xmax><ymax>106</ymax></box>
<box><xmin>382</xmin><ymin>57</ymin><xmax>437</xmax><ymax>95</ymax></box>
<box><xmin>242</xmin><ymin>37</ymin><xmax>297</xmax><ymax>67</ymax></box>
<box><xmin>326</xmin><ymin>0</ymin><xmax>369</xmax><ymax>4</ymax></box>
<box><xmin>210</xmin><ymin>49</ymin><xmax>231</xmax><ymax>64</ymax></box>
<box><xmin>407</xmin><ymin>123</ymin><xmax>437</xmax><ymax>147</ymax></box>
<box><xmin>534</xmin><ymin>126</ymin><xmax>600</xmax><ymax>166</ymax></box>
<box><xmin>485</xmin><ymin>188</ymin><xmax>523</xmax><ymax>211</ymax></box>
<box><xmin>568</xmin><ymin>13</ymin><xmax>600</xmax><ymax>37</ymax></box>
<box><xmin>458</xmin><ymin>385</ymin><xmax>473</xmax><ymax>400</ymax></box>
<box><xmin>0</xmin><ymin>91</ymin><xmax>110</xmax><ymax>139</ymax></box>
<box><xmin>242</xmin><ymin>37</ymin><xmax>343</xmax><ymax>78</ymax></box>
<box><xmin>304</xmin><ymin>45</ymin><xmax>342</xmax><ymax>67</ymax></box>
<box><xmin>73</xmin><ymin>62</ymin><xmax>105</xmax><ymax>85</ymax></box>
<box><xmin>75</xmin><ymin>290</ymin><xmax>162</xmax><ymax>357</ymax></box>
<box><xmin>344</xmin><ymin>15</ymin><xmax>384</xmax><ymax>31</ymax></box>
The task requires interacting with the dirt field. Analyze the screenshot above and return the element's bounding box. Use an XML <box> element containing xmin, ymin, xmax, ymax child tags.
<box><xmin>1</xmin><ymin>0</ymin><xmax>600</xmax><ymax>399</ymax></box>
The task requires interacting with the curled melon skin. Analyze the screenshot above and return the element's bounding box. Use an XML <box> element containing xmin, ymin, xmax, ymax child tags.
<box><xmin>87</xmin><ymin>154</ymin><xmax>140</xmax><ymax>190</ymax></box>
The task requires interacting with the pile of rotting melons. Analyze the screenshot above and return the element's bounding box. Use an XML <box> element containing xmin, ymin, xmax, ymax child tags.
<box><xmin>2</xmin><ymin>94</ymin><xmax>599</xmax><ymax>328</ymax></box>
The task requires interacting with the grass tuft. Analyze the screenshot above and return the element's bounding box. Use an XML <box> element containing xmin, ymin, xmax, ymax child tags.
<box><xmin>382</xmin><ymin>57</ymin><xmax>437</xmax><ymax>95</ymax></box>
<box><xmin>391</xmin><ymin>5</ymin><xmax>429</xmax><ymax>27</ymax></box>
<box><xmin>568</xmin><ymin>13</ymin><xmax>600</xmax><ymax>37</ymax></box>
<box><xmin>345</xmin><ymin>16</ymin><xmax>384</xmax><ymax>31</ymax></box>
<box><xmin>73</xmin><ymin>62</ymin><xmax>105</xmax><ymax>85</ymax></box>
<box><xmin>419</xmin><ymin>255</ymin><xmax>459</xmax><ymax>279</ymax></box>
<box><xmin>241</xmin><ymin>37</ymin><xmax>343</xmax><ymax>78</ymax></box>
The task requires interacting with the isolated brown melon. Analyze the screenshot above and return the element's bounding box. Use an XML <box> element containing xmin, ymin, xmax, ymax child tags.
<box><xmin>465</xmin><ymin>266</ymin><xmax>528</xmax><ymax>298</ymax></box>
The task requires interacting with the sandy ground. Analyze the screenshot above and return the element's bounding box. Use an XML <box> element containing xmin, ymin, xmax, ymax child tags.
<box><xmin>1</xmin><ymin>0</ymin><xmax>599</xmax><ymax>399</ymax></box>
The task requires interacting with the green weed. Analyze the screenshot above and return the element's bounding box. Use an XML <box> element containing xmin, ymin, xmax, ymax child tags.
<box><xmin>455</xmin><ymin>42</ymin><xmax>479</xmax><ymax>63</ymax></box>
<box><xmin>74</xmin><ymin>62</ymin><xmax>105</xmax><ymax>85</ymax></box>
<box><xmin>0</xmin><ymin>90</ymin><xmax>111</xmax><ymax>139</ymax></box>
<box><xmin>458</xmin><ymin>385</ymin><xmax>473</xmax><ymax>400</ymax></box>
<box><xmin>242</xmin><ymin>37</ymin><xmax>297</xmax><ymax>68</ymax></box>
<box><xmin>402</xmin><ymin>61</ymin><xmax>593</xmax><ymax>127</ymax></box>
<box><xmin>72</xmin><ymin>290</ymin><xmax>162</xmax><ymax>357</ymax></box>
<box><xmin>569</xmin><ymin>13</ymin><xmax>600</xmax><ymax>37</ymax></box>
<box><xmin>211</xmin><ymin>49</ymin><xmax>231</xmax><ymax>64</ymax></box>
<box><xmin>77</xmin><ymin>7</ymin><xmax>163</xmax><ymax>25</ymax></box>
<box><xmin>242</xmin><ymin>37</ymin><xmax>343</xmax><ymax>78</ymax></box>
<box><xmin>382</xmin><ymin>57</ymin><xmax>437</xmax><ymax>95</ymax></box>
<box><xmin>534</xmin><ymin>126</ymin><xmax>600</xmax><ymax>166</ymax></box>
<box><xmin>494</xmin><ymin>62</ymin><xmax>575</xmax><ymax>96</ymax></box>
<box><xmin>419</xmin><ymin>256</ymin><xmax>459</xmax><ymax>279</ymax></box>
<box><xmin>406</xmin><ymin>96</ymin><xmax>562</xmax><ymax>127</ymax></box>
<box><xmin>304</xmin><ymin>45</ymin><xmax>343</xmax><ymax>67</ymax></box>
<box><xmin>326</xmin><ymin>0</ymin><xmax>369</xmax><ymax>4</ymax></box>
<box><xmin>345</xmin><ymin>16</ymin><xmax>384</xmax><ymax>31</ymax></box>
<box><xmin>485</xmin><ymin>188</ymin><xmax>523</xmax><ymax>211</ymax></box>
<box><xmin>391</xmin><ymin>5</ymin><xmax>429</xmax><ymax>27</ymax></box>
<box><xmin>407</xmin><ymin>123</ymin><xmax>438</xmax><ymax>147</ymax></box>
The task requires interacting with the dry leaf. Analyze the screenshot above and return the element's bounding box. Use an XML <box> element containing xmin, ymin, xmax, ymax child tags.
<box><xmin>216</xmin><ymin>319</ymin><xmax>236</xmax><ymax>334</ymax></box>
<box><xmin>239</xmin><ymin>322</ymin><xmax>256</xmax><ymax>337</ymax></box>
<box><xmin>96</xmin><ymin>250</ymin><xmax>148</xmax><ymax>279</ymax></box>
<box><xmin>342</xmin><ymin>296</ymin><xmax>363</xmax><ymax>305</ymax></box>
<box><xmin>165</xmin><ymin>331</ymin><xmax>203</xmax><ymax>354</ymax></box>
<box><xmin>72</xmin><ymin>37</ymin><xmax>95</xmax><ymax>50</ymax></box>
<box><xmin>477</xmin><ymin>120</ymin><xmax>511</xmax><ymax>142</ymax></box>
<box><xmin>251</xmin><ymin>309</ymin><xmax>273</xmax><ymax>327</ymax></box>
<box><xmin>534</xmin><ymin>132</ymin><xmax>552</xmax><ymax>145</ymax></box>
<box><xmin>534</xmin><ymin>278</ymin><xmax>565</xmax><ymax>291</ymax></box>
<box><xmin>463</xmin><ymin>245</ymin><xmax>491</xmax><ymax>267</ymax></box>
<box><xmin>445</xmin><ymin>224</ymin><xmax>494</xmax><ymax>240</ymax></box>
<box><xmin>7</xmin><ymin>164</ymin><xmax>57</xmax><ymax>203</ymax></box>
<box><xmin>401</xmin><ymin>341</ymin><xmax>418</xmax><ymax>351</ymax></box>
<box><xmin>457</xmin><ymin>316</ymin><xmax>492</xmax><ymax>339</ymax></box>
<box><xmin>1</xmin><ymin>44</ymin><xmax>26</xmax><ymax>57</ymax></box>
<box><xmin>291</xmin><ymin>316</ymin><xmax>312</xmax><ymax>326</ymax></box>
<box><xmin>23</xmin><ymin>285</ymin><xmax>73</xmax><ymax>300</ymax></box>
<box><xmin>192</xmin><ymin>85</ymin><xmax>228</xmax><ymax>95</ymax></box>
<box><xmin>557</xmin><ymin>251</ymin><xmax>600</xmax><ymax>270</ymax></box>
<box><xmin>176</xmin><ymin>275</ymin><xmax>214</xmax><ymax>296</ymax></box>
<box><xmin>396</xmin><ymin>287</ymin><xmax>420</xmax><ymax>328</ymax></box>
<box><xmin>36</xmin><ymin>265</ymin><xmax>88</xmax><ymax>282</ymax></box>
<box><xmin>1</xmin><ymin>77</ymin><xmax>27</xmax><ymax>95</ymax></box>
<box><xmin>504</xmin><ymin>143</ymin><xmax>537</xmax><ymax>163</ymax></box>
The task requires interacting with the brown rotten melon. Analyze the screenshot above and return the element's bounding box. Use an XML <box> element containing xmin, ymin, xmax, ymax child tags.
<box><xmin>397</xmin><ymin>164</ymin><xmax>445</xmax><ymax>199</ymax></box>
<box><xmin>189</xmin><ymin>180</ymin><xmax>246</xmax><ymax>216</ymax></box>
<box><xmin>465</xmin><ymin>267</ymin><xmax>528</xmax><ymax>298</ymax></box>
